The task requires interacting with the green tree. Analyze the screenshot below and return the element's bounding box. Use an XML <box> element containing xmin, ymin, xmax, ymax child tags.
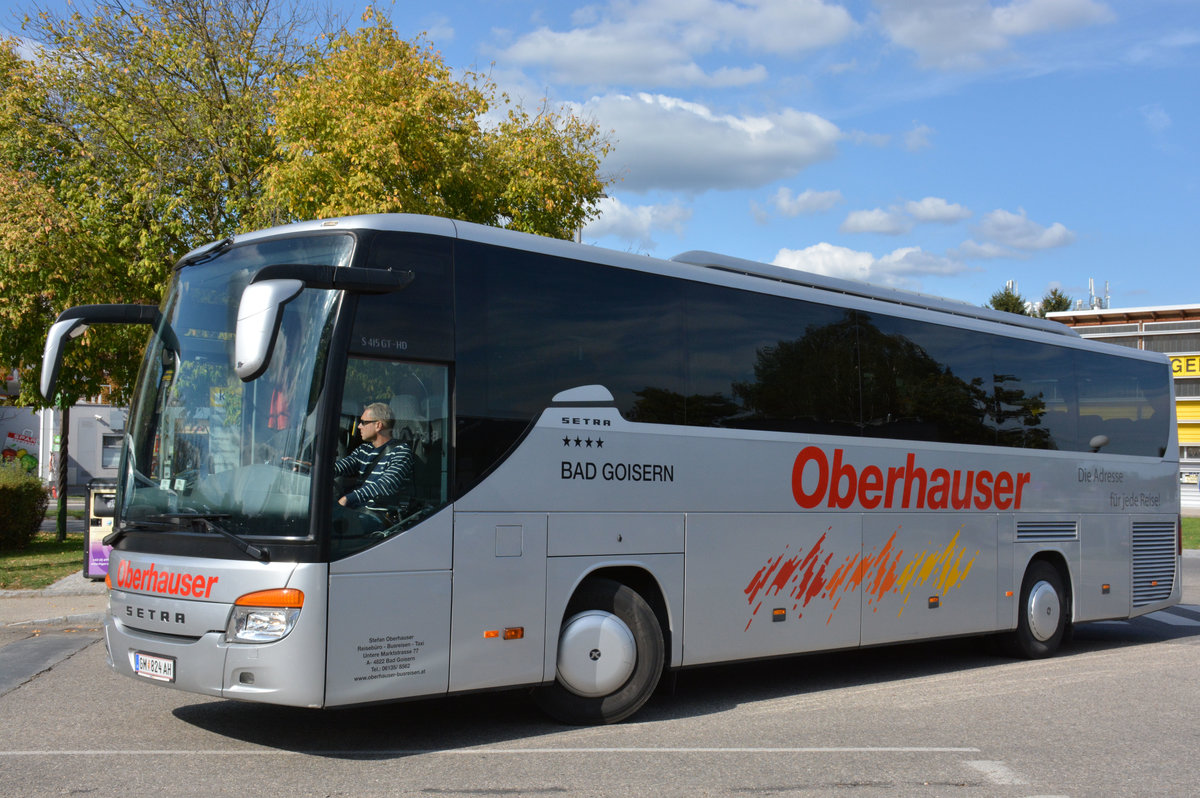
<box><xmin>1</xmin><ymin>0</ymin><xmax>315</xmax><ymax>406</ymax></box>
<box><xmin>987</xmin><ymin>285</ymin><xmax>1030</xmax><ymax>316</ymax></box>
<box><xmin>2</xmin><ymin>3</ymin><xmax>612</xmax><ymax>409</ymax></box>
<box><xmin>263</xmin><ymin>9</ymin><xmax>611</xmax><ymax>239</ymax></box>
<box><xmin>1038</xmin><ymin>287</ymin><xmax>1072</xmax><ymax>317</ymax></box>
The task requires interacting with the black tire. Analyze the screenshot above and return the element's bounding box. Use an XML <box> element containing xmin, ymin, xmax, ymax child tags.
<box><xmin>533</xmin><ymin>578</ymin><xmax>664</xmax><ymax>725</ymax></box>
<box><xmin>1005</xmin><ymin>560</ymin><xmax>1069</xmax><ymax>658</ymax></box>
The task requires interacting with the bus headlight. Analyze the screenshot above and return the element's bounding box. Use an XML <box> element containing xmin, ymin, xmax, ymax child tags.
<box><xmin>226</xmin><ymin>588</ymin><xmax>304</xmax><ymax>643</ymax></box>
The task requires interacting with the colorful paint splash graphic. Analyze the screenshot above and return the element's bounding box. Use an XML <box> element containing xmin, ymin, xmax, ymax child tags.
<box><xmin>743</xmin><ymin>527</ymin><xmax>978</xmax><ymax>631</ymax></box>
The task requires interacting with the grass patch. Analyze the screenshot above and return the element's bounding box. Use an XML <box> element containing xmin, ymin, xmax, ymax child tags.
<box><xmin>1182</xmin><ymin>517</ymin><xmax>1200</xmax><ymax>550</ymax></box>
<box><xmin>0</xmin><ymin>532</ymin><xmax>86</xmax><ymax>590</ymax></box>
<box><xmin>43</xmin><ymin>507</ymin><xmax>86</xmax><ymax>520</ymax></box>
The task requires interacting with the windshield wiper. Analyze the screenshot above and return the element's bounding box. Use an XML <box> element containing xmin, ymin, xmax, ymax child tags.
<box><xmin>159</xmin><ymin>512</ymin><xmax>270</xmax><ymax>563</ymax></box>
<box><xmin>114</xmin><ymin>512</ymin><xmax>271</xmax><ymax>563</ymax></box>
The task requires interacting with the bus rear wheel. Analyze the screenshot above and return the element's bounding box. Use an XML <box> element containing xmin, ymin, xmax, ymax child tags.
<box><xmin>1005</xmin><ymin>560</ymin><xmax>1068</xmax><ymax>659</ymax></box>
<box><xmin>533</xmin><ymin>579</ymin><xmax>664</xmax><ymax>725</ymax></box>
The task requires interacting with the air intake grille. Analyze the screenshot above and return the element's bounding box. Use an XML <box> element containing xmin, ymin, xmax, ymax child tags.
<box><xmin>1132</xmin><ymin>522</ymin><xmax>1177</xmax><ymax>606</ymax></box>
<box><xmin>1016</xmin><ymin>521</ymin><xmax>1079</xmax><ymax>541</ymax></box>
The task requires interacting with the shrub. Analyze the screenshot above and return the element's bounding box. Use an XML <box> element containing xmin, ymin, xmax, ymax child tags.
<box><xmin>0</xmin><ymin>462</ymin><xmax>49</xmax><ymax>552</ymax></box>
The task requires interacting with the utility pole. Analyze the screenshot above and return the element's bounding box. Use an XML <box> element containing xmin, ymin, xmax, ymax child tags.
<box><xmin>55</xmin><ymin>402</ymin><xmax>69</xmax><ymax>542</ymax></box>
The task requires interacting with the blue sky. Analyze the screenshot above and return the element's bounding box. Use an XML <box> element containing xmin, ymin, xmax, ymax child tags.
<box><xmin>6</xmin><ymin>1</ymin><xmax>1198</xmax><ymax>310</ymax></box>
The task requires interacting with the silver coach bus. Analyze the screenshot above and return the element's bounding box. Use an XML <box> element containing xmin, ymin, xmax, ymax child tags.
<box><xmin>43</xmin><ymin>214</ymin><xmax>1181</xmax><ymax>724</ymax></box>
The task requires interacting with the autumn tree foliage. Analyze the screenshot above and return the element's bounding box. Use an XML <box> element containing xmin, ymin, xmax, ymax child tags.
<box><xmin>0</xmin><ymin>0</ymin><xmax>312</xmax><ymax>405</ymax></box>
<box><xmin>264</xmin><ymin>10</ymin><xmax>610</xmax><ymax>240</ymax></box>
<box><xmin>0</xmin><ymin>2</ymin><xmax>611</xmax><ymax>407</ymax></box>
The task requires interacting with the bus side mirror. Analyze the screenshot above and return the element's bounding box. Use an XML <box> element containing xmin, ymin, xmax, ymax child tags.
<box><xmin>234</xmin><ymin>279</ymin><xmax>305</xmax><ymax>382</ymax></box>
<box><xmin>41</xmin><ymin>304</ymin><xmax>175</xmax><ymax>401</ymax></box>
<box><xmin>1089</xmin><ymin>434</ymin><xmax>1110</xmax><ymax>453</ymax></box>
<box><xmin>41</xmin><ymin>318</ymin><xmax>89</xmax><ymax>400</ymax></box>
<box><xmin>235</xmin><ymin>265</ymin><xmax>414</xmax><ymax>382</ymax></box>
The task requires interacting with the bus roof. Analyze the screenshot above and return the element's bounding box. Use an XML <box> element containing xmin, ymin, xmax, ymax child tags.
<box><xmin>201</xmin><ymin>213</ymin><xmax>1077</xmax><ymax>340</ymax></box>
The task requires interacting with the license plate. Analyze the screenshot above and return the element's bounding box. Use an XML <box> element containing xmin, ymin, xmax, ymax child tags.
<box><xmin>133</xmin><ymin>652</ymin><xmax>176</xmax><ymax>682</ymax></box>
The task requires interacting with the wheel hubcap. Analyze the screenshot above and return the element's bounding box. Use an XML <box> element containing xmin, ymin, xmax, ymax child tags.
<box><xmin>556</xmin><ymin>610</ymin><xmax>636</xmax><ymax>698</ymax></box>
<box><xmin>1027</xmin><ymin>580</ymin><xmax>1061</xmax><ymax>642</ymax></box>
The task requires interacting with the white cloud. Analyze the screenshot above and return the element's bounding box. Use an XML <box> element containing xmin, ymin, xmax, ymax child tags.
<box><xmin>876</xmin><ymin>246</ymin><xmax>967</xmax><ymax>276</ymax></box>
<box><xmin>772</xmin><ymin>243</ymin><xmax>967</xmax><ymax>288</ymax></box>
<box><xmin>501</xmin><ymin>0</ymin><xmax>857</xmax><ymax>87</ymax></box>
<box><xmin>905</xmin><ymin>196</ymin><xmax>972</xmax><ymax>222</ymax></box>
<box><xmin>841</xmin><ymin>208</ymin><xmax>912</xmax><ymax>235</ymax></box>
<box><xmin>504</xmin><ymin>28</ymin><xmax>766</xmax><ymax>88</ymax></box>
<box><xmin>584</xmin><ymin>196</ymin><xmax>693</xmax><ymax>249</ymax></box>
<box><xmin>904</xmin><ymin>123</ymin><xmax>935</xmax><ymax>151</ymax></box>
<box><xmin>992</xmin><ymin>0</ymin><xmax>1114</xmax><ymax>36</ymax></box>
<box><xmin>840</xmin><ymin>196</ymin><xmax>972</xmax><ymax>235</ymax></box>
<box><xmin>1126</xmin><ymin>30</ymin><xmax>1200</xmax><ymax>65</ymax></box>
<box><xmin>976</xmin><ymin>207</ymin><xmax>1076</xmax><ymax>249</ymax></box>
<box><xmin>876</xmin><ymin>0</ymin><xmax>1115</xmax><ymax>70</ymax></box>
<box><xmin>590</xmin><ymin>93</ymin><xmax>841</xmax><ymax>193</ymax></box>
<box><xmin>954</xmin><ymin>239</ymin><xmax>1019</xmax><ymax>259</ymax></box>
<box><xmin>775</xmin><ymin>242</ymin><xmax>876</xmax><ymax>280</ymax></box>
<box><xmin>769</xmin><ymin>187</ymin><xmax>843</xmax><ymax>216</ymax></box>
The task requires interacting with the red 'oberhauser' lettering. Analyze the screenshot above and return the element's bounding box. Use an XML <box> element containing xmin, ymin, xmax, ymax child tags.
<box><xmin>791</xmin><ymin>447</ymin><xmax>1031</xmax><ymax>511</ymax></box>
<box><xmin>115</xmin><ymin>560</ymin><xmax>219</xmax><ymax>598</ymax></box>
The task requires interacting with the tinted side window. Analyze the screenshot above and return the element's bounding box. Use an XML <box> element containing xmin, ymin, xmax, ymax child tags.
<box><xmin>455</xmin><ymin>242</ymin><xmax>684</xmax><ymax>492</ymax></box>
<box><xmin>351</xmin><ymin>232</ymin><xmax>454</xmax><ymax>361</ymax></box>
<box><xmin>1076</xmin><ymin>349</ymin><xmax>1171</xmax><ymax>456</ymax></box>
<box><xmin>685</xmin><ymin>283</ymin><xmax>860</xmax><ymax>435</ymax></box>
<box><xmin>993</xmin><ymin>338</ymin><xmax>1077</xmax><ymax>450</ymax></box>
<box><xmin>859</xmin><ymin>313</ymin><xmax>994</xmax><ymax>445</ymax></box>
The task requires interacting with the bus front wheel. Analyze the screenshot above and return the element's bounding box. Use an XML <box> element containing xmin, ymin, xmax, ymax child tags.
<box><xmin>533</xmin><ymin>579</ymin><xmax>664</xmax><ymax>725</ymax></box>
<box><xmin>1006</xmin><ymin>560</ymin><xmax>1068</xmax><ymax>658</ymax></box>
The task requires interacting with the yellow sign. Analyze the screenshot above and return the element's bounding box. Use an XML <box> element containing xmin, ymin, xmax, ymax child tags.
<box><xmin>1172</xmin><ymin>355</ymin><xmax>1200</xmax><ymax>376</ymax></box>
<box><xmin>210</xmin><ymin>387</ymin><xmax>227</xmax><ymax>408</ymax></box>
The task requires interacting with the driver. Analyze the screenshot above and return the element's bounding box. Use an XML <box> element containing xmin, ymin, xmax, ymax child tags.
<box><xmin>334</xmin><ymin>403</ymin><xmax>412</xmax><ymax>509</ymax></box>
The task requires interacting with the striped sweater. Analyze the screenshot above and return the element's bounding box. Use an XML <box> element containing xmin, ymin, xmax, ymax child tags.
<box><xmin>333</xmin><ymin>441</ymin><xmax>413</xmax><ymax>508</ymax></box>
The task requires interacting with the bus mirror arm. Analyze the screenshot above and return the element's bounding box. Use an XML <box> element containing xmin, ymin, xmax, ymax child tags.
<box><xmin>41</xmin><ymin>304</ymin><xmax>177</xmax><ymax>400</ymax></box>
<box><xmin>235</xmin><ymin>265</ymin><xmax>415</xmax><ymax>382</ymax></box>
<box><xmin>249</xmin><ymin>263</ymin><xmax>414</xmax><ymax>294</ymax></box>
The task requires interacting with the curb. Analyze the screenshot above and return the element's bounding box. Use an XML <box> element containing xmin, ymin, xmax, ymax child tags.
<box><xmin>0</xmin><ymin>572</ymin><xmax>107</xmax><ymax>600</ymax></box>
<box><xmin>7</xmin><ymin>612</ymin><xmax>106</xmax><ymax>628</ymax></box>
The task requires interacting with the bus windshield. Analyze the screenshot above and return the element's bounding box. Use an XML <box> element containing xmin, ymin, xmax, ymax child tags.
<box><xmin>120</xmin><ymin>234</ymin><xmax>353</xmax><ymax>539</ymax></box>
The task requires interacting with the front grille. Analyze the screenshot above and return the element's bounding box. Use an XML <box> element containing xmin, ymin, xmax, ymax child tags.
<box><xmin>1132</xmin><ymin>521</ymin><xmax>1177</xmax><ymax>606</ymax></box>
